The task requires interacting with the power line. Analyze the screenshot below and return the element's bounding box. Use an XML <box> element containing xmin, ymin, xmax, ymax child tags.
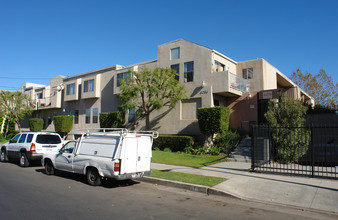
<box><xmin>0</xmin><ymin>77</ymin><xmax>50</xmax><ymax>80</ymax></box>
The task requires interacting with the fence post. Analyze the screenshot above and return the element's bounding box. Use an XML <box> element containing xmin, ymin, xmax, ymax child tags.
<box><xmin>251</xmin><ymin>125</ymin><xmax>255</xmax><ymax>172</ymax></box>
<box><xmin>311</xmin><ymin>125</ymin><xmax>314</xmax><ymax>178</ymax></box>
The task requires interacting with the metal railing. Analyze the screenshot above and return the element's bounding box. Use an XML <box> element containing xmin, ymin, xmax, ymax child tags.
<box><xmin>251</xmin><ymin>125</ymin><xmax>337</xmax><ymax>179</ymax></box>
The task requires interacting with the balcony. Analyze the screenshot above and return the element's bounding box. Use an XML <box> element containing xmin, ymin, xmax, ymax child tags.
<box><xmin>212</xmin><ymin>71</ymin><xmax>250</xmax><ymax>97</ymax></box>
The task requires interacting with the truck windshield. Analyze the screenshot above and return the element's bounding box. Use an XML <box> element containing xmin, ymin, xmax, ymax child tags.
<box><xmin>36</xmin><ymin>135</ymin><xmax>61</xmax><ymax>144</ymax></box>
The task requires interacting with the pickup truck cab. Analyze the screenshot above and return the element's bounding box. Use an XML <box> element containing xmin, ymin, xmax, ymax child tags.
<box><xmin>42</xmin><ymin>128</ymin><xmax>158</xmax><ymax>186</ymax></box>
<box><xmin>1</xmin><ymin>132</ymin><xmax>63</xmax><ymax>167</ymax></box>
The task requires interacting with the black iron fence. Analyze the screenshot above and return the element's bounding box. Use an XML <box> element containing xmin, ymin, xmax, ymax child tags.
<box><xmin>251</xmin><ymin>125</ymin><xmax>337</xmax><ymax>179</ymax></box>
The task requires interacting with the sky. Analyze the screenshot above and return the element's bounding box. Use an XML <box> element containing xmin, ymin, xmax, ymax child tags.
<box><xmin>0</xmin><ymin>0</ymin><xmax>337</xmax><ymax>91</ymax></box>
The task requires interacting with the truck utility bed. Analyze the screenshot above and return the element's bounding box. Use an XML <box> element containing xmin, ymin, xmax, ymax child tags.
<box><xmin>42</xmin><ymin>128</ymin><xmax>158</xmax><ymax>186</ymax></box>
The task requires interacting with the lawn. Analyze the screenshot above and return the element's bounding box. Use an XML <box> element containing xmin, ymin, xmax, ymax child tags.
<box><xmin>151</xmin><ymin>150</ymin><xmax>227</xmax><ymax>168</ymax></box>
<box><xmin>150</xmin><ymin>169</ymin><xmax>226</xmax><ymax>187</ymax></box>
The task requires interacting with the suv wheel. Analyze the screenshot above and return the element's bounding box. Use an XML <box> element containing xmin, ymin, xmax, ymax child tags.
<box><xmin>86</xmin><ymin>168</ymin><xmax>102</xmax><ymax>186</ymax></box>
<box><xmin>0</xmin><ymin>150</ymin><xmax>8</xmax><ymax>162</ymax></box>
<box><xmin>45</xmin><ymin>160</ymin><xmax>55</xmax><ymax>175</ymax></box>
<box><xmin>19</xmin><ymin>152</ymin><xmax>30</xmax><ymax>167</ymax></box>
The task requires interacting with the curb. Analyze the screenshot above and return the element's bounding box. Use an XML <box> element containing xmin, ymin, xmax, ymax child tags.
<box><xmin>139</xmin><ymin>176</ymin><xmax>239</xmax><ymax>199</ymax></box>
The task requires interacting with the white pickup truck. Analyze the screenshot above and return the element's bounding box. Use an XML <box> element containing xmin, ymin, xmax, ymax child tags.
<box><xmin>42</xmin><ymin>128</ymin><xmax>158</xmax><ymax>186</ymax></box>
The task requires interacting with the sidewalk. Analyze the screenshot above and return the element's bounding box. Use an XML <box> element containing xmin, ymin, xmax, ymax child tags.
<box><xmin>142</xmin><ymin>162</ymin><xmax>338</xmax><ymax>214</ymax></box>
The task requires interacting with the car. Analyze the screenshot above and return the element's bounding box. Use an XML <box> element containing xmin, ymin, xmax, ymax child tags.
<box><xmin>1</xmin><ymin>132</ymin><xmax>63</xmax><ymax>167</ymax></box>
<box><xmin>42</xmin><ymin>128</ymin><xmax>158</xmax><ymax>186</ymax></box>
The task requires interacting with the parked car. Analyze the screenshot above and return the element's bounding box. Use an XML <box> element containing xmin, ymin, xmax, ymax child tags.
<box><xmin>1</xmin><ymin>132</ymin><xmax>63</xmax><ymax>167</ymax></box>
<box><xmin>42</xmin><ymin>128</ymin><xmax>158</xmax><ymax>186</ymax></box>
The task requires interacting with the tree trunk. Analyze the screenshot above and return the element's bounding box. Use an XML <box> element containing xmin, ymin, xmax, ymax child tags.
<box><xmin>0</xmin><ymin>117</ymin><xmax>5</xmax><ymax>134</ymax></box>
<box><xmin>145</xmin><ymin>114</ymin><xmax>150</xmax><ymax>130</ymax></box>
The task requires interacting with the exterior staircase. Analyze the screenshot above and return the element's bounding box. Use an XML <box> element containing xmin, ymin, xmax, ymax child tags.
<box><xmin>229</xmin><ymin>137</ymin><xmax>252</xmax><ymax>163</ymax></box>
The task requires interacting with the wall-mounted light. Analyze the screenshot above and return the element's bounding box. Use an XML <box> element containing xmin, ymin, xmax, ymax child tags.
<box><xmin>201</xmin><ymin>81</ymin><xmax>206</xmax><ymax>87</ymax></box>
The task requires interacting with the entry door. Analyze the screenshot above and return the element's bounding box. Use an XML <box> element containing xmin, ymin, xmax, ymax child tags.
<box><xmin>55</xmin><ymin>141</ymin><xmax>76</xmax><ymax>171</ymax></box>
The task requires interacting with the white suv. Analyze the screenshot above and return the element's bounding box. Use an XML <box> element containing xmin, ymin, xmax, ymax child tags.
<box><xmin>1</xmin><ymin>132</ymin><xmax>63</xmax><ymax>167</ymax></box>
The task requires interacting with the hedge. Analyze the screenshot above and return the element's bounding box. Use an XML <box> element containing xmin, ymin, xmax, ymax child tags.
<box><xmin>197</xmin><ymin>107</ymin><xmax>230</xmax><ymax>135</ymax></box>
<box><xmin>153</xmin><ymin>135</ymin><xmax>194</xmax><ymax>152</ymax></box>
<box><xmin>29</xmin><ymin>118</ymin><xmax>44</xmax><ymax>131</ymax></box>
<box><xmin>54</xmin><ymin>116</ymin><xmax>73</xmax><ymax>134</ymax></box>
<box><xmin>99</xmin><ymin>111</ymin><xmax>125</xmax><ymax>128</ymax></box>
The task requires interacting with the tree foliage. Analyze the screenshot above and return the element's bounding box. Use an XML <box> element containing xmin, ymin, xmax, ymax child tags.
<box><xmin>118</xmin><ymin>68</ymin><xmax>187</xmax><ymax>130</ymax></box>
<box><xmin>265</xmin><ymin>94</ymin><xmax>310</xmax><ymax>163</ymax></box>
<box><xmin>0</xmin><ymin>90</ymin><xmax>32</xmax><ymax>133</ymax></box>
<box><xmin>290</xmin><ymin>69</ymin><xmax>337</xmax><ymax>109</ymax></box>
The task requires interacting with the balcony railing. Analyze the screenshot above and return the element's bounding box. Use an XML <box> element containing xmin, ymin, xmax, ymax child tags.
<box><xmin>229</xmin><ymin>72</ymin><xmax>250</xmax><ymax>93</ymax></box>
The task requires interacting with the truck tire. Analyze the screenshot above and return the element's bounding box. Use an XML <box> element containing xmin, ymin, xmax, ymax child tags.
<box><xmin>19</xmin><ymin>152</ymin><xmax>30</xmax><ymax>167</ymax></box>
<box><xmin>0</xmin><ymin>149</ymin><xmax>8</xmax><ymax>162</ymax></box>
<box><xmin>45</xmin><ymin>160</ymin><xmax>55</xmax><ymax>175</ymax></box>
<box><xmin>86</xmin><ymin>168</ymin><xmax>102</xmax><ymax>186</ymax></box>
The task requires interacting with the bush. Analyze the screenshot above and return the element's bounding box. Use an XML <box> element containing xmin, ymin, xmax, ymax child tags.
<box><xmin>99</xmin><ymin>112</ymin><xmax>125</xmax><ymax>128</ymax></box>
<box><xmin>54</xmin><ymin>116</ymin><xmax>73</xmax><ymax>136</ymax></box>
<box><xmin>214</xmin><ymin>130</ymin><xmax>240</xmax><ymax>154</ymax></box>
<box><xmin>197</xmin><ymin>107</ymin><xmax>230</xmax><ymax>136</ymax></box>
<box><xmin>153</xmin><ymin>135</ymin><xmax>194</xmax><ymax>152</ymax></box>
<box><xmin>163</xmin><ymin>147</ymin><xmax>172</xmax><ymax>152</ymax></box>
<box><xmin>29</xmin><ymin>118</ymin><xmax>44</xmax><ymax>131</ymax></box>
<box><xmin>208</xmin><ymin>146</ymin><xmax>221</xmax><ymax>155</ymax></box>
<box><xmin>194</xmin><ymin>146</ymin><xmax>206</xmax><ymax>155</ymax></box>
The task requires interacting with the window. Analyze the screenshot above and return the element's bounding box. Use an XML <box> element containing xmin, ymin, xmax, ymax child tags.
<box><xmin>242</xmin><ymin>68</ymin><xmax>253</xmax><ymax>79</ymax></box>
<box><xmin>70</xmin><ymin>110</ymin><xmax>79</xmax><ymax>124</ymax></box>
<box><xmin>128</xmin><ymin>108</ymin><xmax>136</xmax><ymax>123</ymax></box>
<box><xmin>184</xmin><ymin>61</ymin><xmax>194</xmax><ymax>82</ymax></box>
<box><xmin>66</xmin><ymin>83</ymin><xmax>75</xmax><ymax>95</ymax></box>
<box><xmin>26</xmin><ymin>134</ymin><xmax>34</xmax><ymax>143</ymax></box>
<box><xmin>23</xmin><ymin>86</ymin><xmax>26</xmax><ymax>93</ymax></box>
<box><xmin>36</xmin><ymin>92</ymin><xmax>43</xmax><ymax>99</ymax></box>
<box><xmin>83</xmin><ymin>79</ymin><xmax>94</xmax><ymax>92</ymax></box>
<box><xmin>116</xmin><ymin>72</ymin><xmax>130</xmax><ymax>87</ymax></box>
<box><xmin>170</xmin><ymin>47</ymin><xmax>180</xmax><ymax>60</ymax></box>
<box><xmin>85</xmin><ymin>109</ymin><xmax>91</xmax><ymax>124</ymax></box>
<box><xmin>92</xmin><ymin>108</ymin><xmax>98</xmax><ymax>124</ymax></box>
<box><xmin>61</xmin><ymin>141</ymin><xmax>76</xmax><ymax>154</ymax></box>
<box><xmin>214</xmin><ymin>99</ymin><xmax>220</xmax><ymax>106</ymax></box>
<box><xmin>18</xmin><ymin>134</ymin><xmax>27</xmax><ymax>143</ymax></box>
<box><xmin>36</xmin><ymin>135</ymin><xmax>61</xmax><ymax>144</ymax></box>
<box><xmin>170</xmin><ymin>64</ymin><xmax>180</xmax><ymax>81</ymax></box>
<box><xmin>10</xmin><ymin>134</ymin><xmax>20</xmax><ymax>143</ymax></box>
<box><xmin>214</xmin><ymin>60</ymin><xmax>225</xmax><ymax>72</ymax></box>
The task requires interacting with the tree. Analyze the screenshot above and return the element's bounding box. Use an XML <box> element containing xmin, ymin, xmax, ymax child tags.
<box><xmin>290</xmin><ymin>69</ymin><xmax>337</xmax><ymax>109</ymax></box>
<box><xmin>265</xmin><ymin>94</ymin><xmax>310</xmax><ymax>163</ymax></box>
<box><xmin>0</xmin><ymin>91</ymin><xmax>32</xmax><ymax>133</ymax></box>
<box><xmin>118</xmin><ymin>68</ymin><xmax>187</xmax><ymax>130</ymax></box>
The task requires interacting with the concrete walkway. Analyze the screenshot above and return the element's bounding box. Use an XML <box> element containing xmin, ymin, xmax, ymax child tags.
<box><xmin>144</xmin><ymin>162</ymin><xmax>338</xmax><ymax>214</ymax></box>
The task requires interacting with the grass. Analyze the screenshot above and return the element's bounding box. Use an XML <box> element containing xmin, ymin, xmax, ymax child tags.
<box><xmin>151</xmin><ymin>150</ymin><xmax>227</xmax><ymax>168</ymax></box>
<box><xmin>150</xmin><ymin>169</ymin><xmax>226</xmax><ymax>187</ymax></box>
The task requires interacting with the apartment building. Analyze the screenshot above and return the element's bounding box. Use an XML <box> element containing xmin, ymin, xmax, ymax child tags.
<box><xmin>19</xmin><ymin>39</ymin><xmax>314</xmax><ymax>134</ymax></box>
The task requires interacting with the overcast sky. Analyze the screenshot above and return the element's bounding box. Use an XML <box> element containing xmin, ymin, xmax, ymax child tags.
<box><xmin>1</xmin><ymin>0</ymin><xmax>337</xmax><ymax>90</ymax></box>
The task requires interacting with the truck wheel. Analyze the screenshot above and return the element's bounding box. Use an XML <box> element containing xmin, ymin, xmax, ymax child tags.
<box><xmin>45</xmin><ymin>160</ymin><xmax>55</xmax><ymax>175</ymax></box>
<box><xmin>86</xmin><ymin>168</ymin><xmax>101</xmax><ymax>186</ymax></box>
<box><xmin>0</xmin><ymin>150</ymin><xmax>8</xmax><ymax>162</ymax></box>
<box><xmin>19</xmin><ymin>152</ymin><xmax>30</xmax><ymax>167</ymax></box>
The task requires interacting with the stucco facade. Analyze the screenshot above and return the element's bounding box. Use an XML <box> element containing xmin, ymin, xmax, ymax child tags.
<box><xmin>19</xmin><ymin>39</ymin><xmax>314</xmax><ymax>135</ymax></box>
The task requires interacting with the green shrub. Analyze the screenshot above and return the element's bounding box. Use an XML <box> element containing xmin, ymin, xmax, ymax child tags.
<box><xmin>197</xmin><ymin>107</ymin><xmax>230</xmax><ymax>136</ymax></box>
<box><xmin>184</xmin><ymin>146</ymin><xmax>194</xmax><ymax>154</ymax></box>
<box><xmin>194</xmin><ymin>146</ymin><xmax>206</xmax><ymax>155</ymax></box>
<box><xmin>214</xmin><ymin>130</ymin><xmax>240</xmax><ymax>154</ymax></box>
<box><xmin>163</xmin><ymin>147</ymin><xmax>172</xmax><ymax>152</ymax></box>
<box><xmin>153</xmin><ymin>135</ymin><xmax>194</xmax><ymax>152</ymax></box>
<box><xmin>99</xmin><ymin>111</ymin><xmax>125</xmax><ymax>128</ymax></box>
<box><xmin>153</xmin><ymin>147</ymin><xmax>160</xmax><ymax>151</ymax></box>
<box><xmin>54</xmin><ymin>116</ymin><xmax>73</xmax><ymax>136</ymax></box>
<box><xmin>208</xmin><ymin>146</ymin><xmax>221</xmax><ymax>155</ymax></box>
<box><xmin>29</xmin><ymin>118</ymin><xmax>44</xmax><ymax>131</ymax></box>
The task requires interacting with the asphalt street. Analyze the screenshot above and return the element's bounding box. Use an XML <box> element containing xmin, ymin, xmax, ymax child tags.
<box><xmin>0</xmin><ymin>161</ymin><xmax>336</xmax><ymax>220</ymax></box>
